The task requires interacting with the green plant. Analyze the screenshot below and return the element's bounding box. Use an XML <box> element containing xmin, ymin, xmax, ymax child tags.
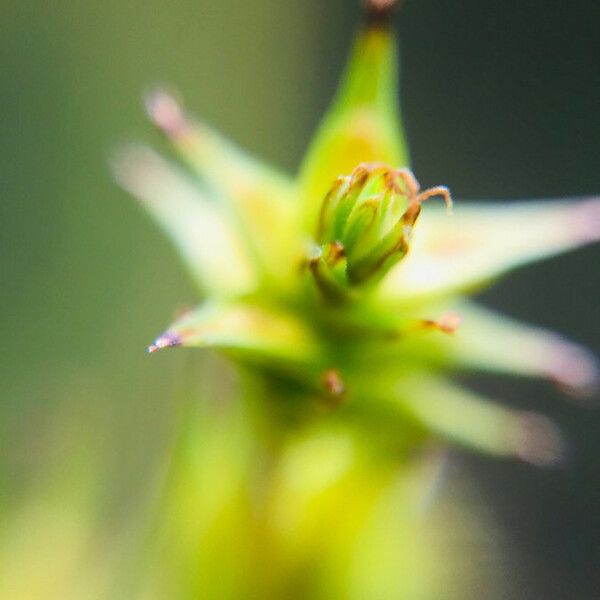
<box><xmin>114</xmin><ymin>1</ymin><xmax>599</xmax><ymax>598</ymax></box>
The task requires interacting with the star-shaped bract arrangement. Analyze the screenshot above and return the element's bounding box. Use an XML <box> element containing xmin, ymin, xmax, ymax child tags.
<box><xmin>114</xmin><ymin>0</ymin><xmax>599</xmax><ymax>466</ymax></box>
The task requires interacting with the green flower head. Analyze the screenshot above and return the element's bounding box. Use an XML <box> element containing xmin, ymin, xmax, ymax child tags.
<box><xmin>115</xmin><ymin>0</ymin><xmax>599</xmax><ymax>466</ymax></box>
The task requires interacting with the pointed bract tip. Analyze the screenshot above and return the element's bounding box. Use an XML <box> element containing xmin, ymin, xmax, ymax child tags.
<box><xmin>147</xmin><ymin>331</ymin><xmax>182</xmax><ymax>354</ymax></box>
<box><xmin>110</xmin><ymin>144</ymin><xmax>159</xmax><ymax>194</ymax></box>
<box><xmin>546</xmin><ymin>341</ymin><xmax>600</xmax><ymax>399</ymax></box>
<box><xmin>144</xmin><ymin>88</ymin><xmax>187</xmax><ymax>137</ymax></box>
<box><xmin>514</xmin><ymin>412</ymin><xmax>565</xmax><ymax>467</ymax></box>
<box><xmin>571</xmin><ymin>197</ymin><xmax>600</xmax><ymax>244</ymax></box>
<box><xmin>363</xmin><ymin>0</ymin><xmax>400</xmax><ymax>24</ymax></box>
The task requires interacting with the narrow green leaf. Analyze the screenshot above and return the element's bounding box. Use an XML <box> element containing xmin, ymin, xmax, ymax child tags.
<box><xmin>448</xmin><ymin>302</ymin><xmax>599</xmax><ymax>396</ymax></box>
<box><xmin>112</xmin><ymin>145</ymin><xmax>256</xmax><ymax>297</ymax></box>
<box><xmin>145</xmin><ymin>89</ymin><xmax>299</xmax><ymax>282</ymax></box>
<box><xmin>148</xmin><ymin>301</ymin><xmax>322</xmax><ymax>373</ymax></box>
<box><xmin>396</xmin><ymin>375</ymin><xmax>564</xmax><ymax>465</ymax></box>
<box><xmin>379</xmin><ymin>198</ymin><xmax>600</xmax><ymax>302</ymax></box>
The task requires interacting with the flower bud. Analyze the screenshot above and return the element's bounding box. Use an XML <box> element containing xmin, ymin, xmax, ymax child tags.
<box><xmin>312</xmin><ymin>162</ymin><xmax>451</xmax><ymax>295</ymax></box>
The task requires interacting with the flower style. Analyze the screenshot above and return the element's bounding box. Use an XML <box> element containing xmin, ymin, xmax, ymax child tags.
<box><xmin>114</xmin><ymin>0</ymin><xmax>599</xmax><ymax>466</ymax></box>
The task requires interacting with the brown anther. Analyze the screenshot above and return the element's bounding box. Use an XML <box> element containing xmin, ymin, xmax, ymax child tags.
<box><xmin>350</xmin><ymin>163</ymin><xmax>378</xmax><ymax>188</ymax></box>
<box><xmin>325</xmin><ymin>241</ymin><xmax>346</xmax><ymax>266</ymax></box>
<box><xmin>418</xmin><ymin>312</ymin><xmax>462</xmax><ymax>335</ymax></box>
<box><xmin>329</xmin><ymin>175</ymin><xmax>348</xmax><ymax>193</ymax></box>
<box><xmin>416</xmin><ymin>185</ymin><xmax>453</xmax><ymax>212</ymax></box>
<box><xmin>392</xmin><ymin>167</ymin><xmax>421</xmax><ymax>198</ymax></box>
<box><xmin>397</xmin><ymin>173</ymin><xmax>452</xmax><ymax>227</ymax></box>
<box><xmin>401</xmin><ymin>202</ymin><xmax>422</xmax><ymax>227</ymax></box>
<box><xmin>321</xmin><ymin>368</ymin><xmax>346</xmax><ymax>398</ymax></box>
<box><xmin>436</xmin><ymin>312</ymin><xmax>461</xmax><ymax>333</ymax></box>
<box><xmin>385</xmin><ymin>167</ymin><xmax>451</xmax><ymax>212</ymax></box>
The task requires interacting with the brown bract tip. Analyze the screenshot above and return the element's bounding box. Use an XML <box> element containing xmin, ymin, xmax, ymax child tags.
<box><xmin>325</xmin><ymin>241</ymin><xmax>346</xmax><ymax>266</ymax></box>
<box><xmin>349</xmin><ymin>163</ymin><xmax>374</xmax><ymax>187</ymax></box>
<box><xmin>363</xmin><ymin>0</ymin><xmax>402</xmax><ymax>26</ymax></box>
<box><xmin>321</xmin><ymin>369</ymin><xmax>346</xmax><ymax>398</ymax></box>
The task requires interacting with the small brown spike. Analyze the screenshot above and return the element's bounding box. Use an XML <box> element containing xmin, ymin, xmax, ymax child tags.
<box><xmin>363</xmin><ymin>0</ymin><xmax>401</xmax><ymax>25</ymax></box>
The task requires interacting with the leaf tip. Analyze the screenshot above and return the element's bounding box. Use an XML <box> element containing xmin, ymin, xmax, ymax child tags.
<box><xmin>147</xmin><ymin>331</ymin><xmax>182</xmax><ymax>354</ymax></box>
<box><xmin>570</xmin><ymin>197</ymin><xmax>600</xmax><ymax>244</ymax></box>
<box><xmin>362</xmin><ymin>0</ymin><xmax>401</xmax><ymax>25</ymax></box>
<box><xmin>545</xmin><ymin>339</ymin><xmax>600</xmax><ymax>400</ymax></box>
<box><xmin>110</xmin><ymin>145</ymin><xmax>174</xmax><ymax>206</ymax></box>
<box><xmin>514</xmin><ymin>412</ymin><xmax>565</xmax><ymax>467</ymax></box>
<box><xmin>144</xmin><ymin>87</ymin><xmax>186</xmax><ymax>137</ymax></box>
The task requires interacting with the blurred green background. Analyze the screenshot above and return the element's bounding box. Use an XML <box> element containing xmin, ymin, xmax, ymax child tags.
<box><xmin>2</xmin><ymin>0</ymin><xmax>599</xmax><ymax>598</ymax></box>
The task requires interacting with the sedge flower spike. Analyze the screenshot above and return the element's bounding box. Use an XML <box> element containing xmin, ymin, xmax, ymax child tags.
<box><xmin>115</xmin><ymin>0</ymin><xmax>600</xmax><ymax>468</ymax></box>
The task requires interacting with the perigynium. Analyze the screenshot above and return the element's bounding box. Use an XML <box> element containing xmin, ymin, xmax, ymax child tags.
<box><xmin>114</xmin><ymin>1</ymin><xmax>599</xmax><ymax>598</ymax></box>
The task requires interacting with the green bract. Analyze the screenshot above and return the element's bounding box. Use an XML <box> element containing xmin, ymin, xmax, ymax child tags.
<box><xmin>114</xmin><ymin>1</ymin><xmax>599</xmax><ymax>596</ymax></box>
<box><xmin>313</xmin><ymin>162</ymin><xmax>451</xmax><ymax>292</ymax></box>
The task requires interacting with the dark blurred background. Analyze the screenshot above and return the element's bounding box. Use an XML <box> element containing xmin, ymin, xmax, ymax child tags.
<box><xmin>1</xmin><ymin>1</ymin><xmax>599</xmax><ymax>598</ymax></box>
